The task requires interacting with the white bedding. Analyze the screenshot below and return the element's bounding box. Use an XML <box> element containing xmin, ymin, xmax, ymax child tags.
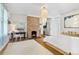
<box><xmin>44</xmin><ymin>35</ymin><xmax>79</xmax><ymax>54</ymax></box>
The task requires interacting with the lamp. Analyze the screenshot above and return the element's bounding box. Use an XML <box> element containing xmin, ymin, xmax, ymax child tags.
<box><xmin>40</xmin><ymin>5</ymin><xmax>48</xmax><ymax>18</ymax></box>
<box><xmin>40</xmin><ymin>5</ymin><xmax>48</xmax><ymax>35</ymax></box>
<box><xmin>40</xmin><ymin>5</ymin><xmax>48</xmax><ymax>25</ymax></box>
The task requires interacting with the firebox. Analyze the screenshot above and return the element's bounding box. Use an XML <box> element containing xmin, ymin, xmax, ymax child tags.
<box><xmin>31</xmin><ymin>31</ymin><xmax>37</xmax><ymax>38</ymax></box>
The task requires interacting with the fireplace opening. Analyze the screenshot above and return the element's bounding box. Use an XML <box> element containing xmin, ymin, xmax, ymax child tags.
<box><xmin>31</xmin><ymin>31</ymin><xmax>37</xmax><ymax>38</ymax></box>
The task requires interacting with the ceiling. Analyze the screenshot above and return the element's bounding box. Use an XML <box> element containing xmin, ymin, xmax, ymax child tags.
<box><xmin>4</xmin><ymin>3</ymin><xmax>79</xmax><ymax>17</ymax></box>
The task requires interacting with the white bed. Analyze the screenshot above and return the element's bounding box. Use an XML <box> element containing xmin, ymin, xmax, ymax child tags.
<box><xmin>44</xmin><ymin>35</ymin><xmax>79</xmax><ymax>55</ymax></box>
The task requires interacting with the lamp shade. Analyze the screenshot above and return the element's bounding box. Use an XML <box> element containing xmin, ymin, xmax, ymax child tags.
<box><xmin>40</xmin><ymin>5</ymin><xmax>48</xmax><ymax>18</ymax></box>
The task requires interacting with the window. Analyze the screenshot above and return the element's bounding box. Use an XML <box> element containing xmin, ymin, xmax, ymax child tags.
<box><xmin>0</xmin><ymin>4</ymin><xmax>8</xmax><ymax>48</ymax></box>
<box><xmin>0</xmin><ymin>4</ymin><xmax>3</xmax><ymax>47</ymax></box>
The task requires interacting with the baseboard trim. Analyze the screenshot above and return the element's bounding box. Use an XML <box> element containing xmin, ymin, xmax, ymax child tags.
<box><xmin>0</xmin><ymin>40</ymin><xmax>9</xmax><ymax>55</ymax></box>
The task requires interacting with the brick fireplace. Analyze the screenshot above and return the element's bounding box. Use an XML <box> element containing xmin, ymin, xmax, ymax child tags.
<box><xmin>27</xmin><ymin>16</ymin><xmax>40</xmax><ymax>38</ymax></box>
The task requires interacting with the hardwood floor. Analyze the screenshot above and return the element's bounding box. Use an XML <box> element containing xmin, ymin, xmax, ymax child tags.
<box><xmin>2</xmin><ymin>39</ymin><xmax>53</xmax><ymax>55</ymax></box>
<box><xmin>35</xmin><ymin>36</ymin><xmax>69</xmax><ymax>55</ymax></box>
<box><xmin>0</xmin><ymin>36</ymin><xmax>70</xmax><ymax>55</ymax></box>
<box><xmin>0</xmin><ymin>41</ymin><xmax>9</xmax><ymax>55</ymax></box>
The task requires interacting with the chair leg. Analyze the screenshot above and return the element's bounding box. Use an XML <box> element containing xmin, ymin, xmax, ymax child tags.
<box><xmin>17</xmin><ymin>37</ymin><xmax>19</xmax><ymax>41</ymax></box>
<box><xmin>18</xmin><ymin>37</ymin><xmax>20</xmax><ymax>41</ymax></box>
<box><xmin>15</xmin><ymin>37</ymin><xmax>18</xmax><ymax>42</ymax></box>
<box><xmin>20</xmin><ymin>37</ymin><xmax>21</xmax><ymax>41</ymax></box>
<box><xmin>15</xmin><ymin>38</ymin><xmax>16</xmax><ymax>42</ymax></box>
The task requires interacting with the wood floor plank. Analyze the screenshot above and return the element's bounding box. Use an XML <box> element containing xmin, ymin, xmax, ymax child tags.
<box><xmin>35</xmin><ymin>37</ymin><xmax>69</xmax><ymax>55</ymax></box>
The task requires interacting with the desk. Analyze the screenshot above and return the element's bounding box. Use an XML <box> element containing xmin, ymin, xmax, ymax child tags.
<box><xmin>11</xmin><ymin>32</ymin><xmax>26</xmax><ymax>41</ymax></box>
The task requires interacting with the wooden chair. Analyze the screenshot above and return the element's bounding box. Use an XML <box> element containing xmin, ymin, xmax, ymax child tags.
<box><xmin>13</xmin><ymin>32</ymin><xmax>21</xmax><ymax>42</ymax></box>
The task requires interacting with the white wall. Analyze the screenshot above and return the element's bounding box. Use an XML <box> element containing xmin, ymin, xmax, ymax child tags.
<box><xmin>47</xmin><ymin>17</ymin><xmax>61</xmax><ymax>36</ymax></box>
<box><xmin>9</xmin><ymin>14</ymin><xmax>27</xmax><ymax>36</ymax></box>
<box><xmin>46</xmin><ymin>18</ymin><xmax>51</xmax><ymax>35</ymax></box>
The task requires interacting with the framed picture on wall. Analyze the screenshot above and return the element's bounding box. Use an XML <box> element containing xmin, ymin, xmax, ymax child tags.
<box><xmin>64</xmin><ymin>13</ymin><xmax>79</xmax><ymax>28</ymax></box>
